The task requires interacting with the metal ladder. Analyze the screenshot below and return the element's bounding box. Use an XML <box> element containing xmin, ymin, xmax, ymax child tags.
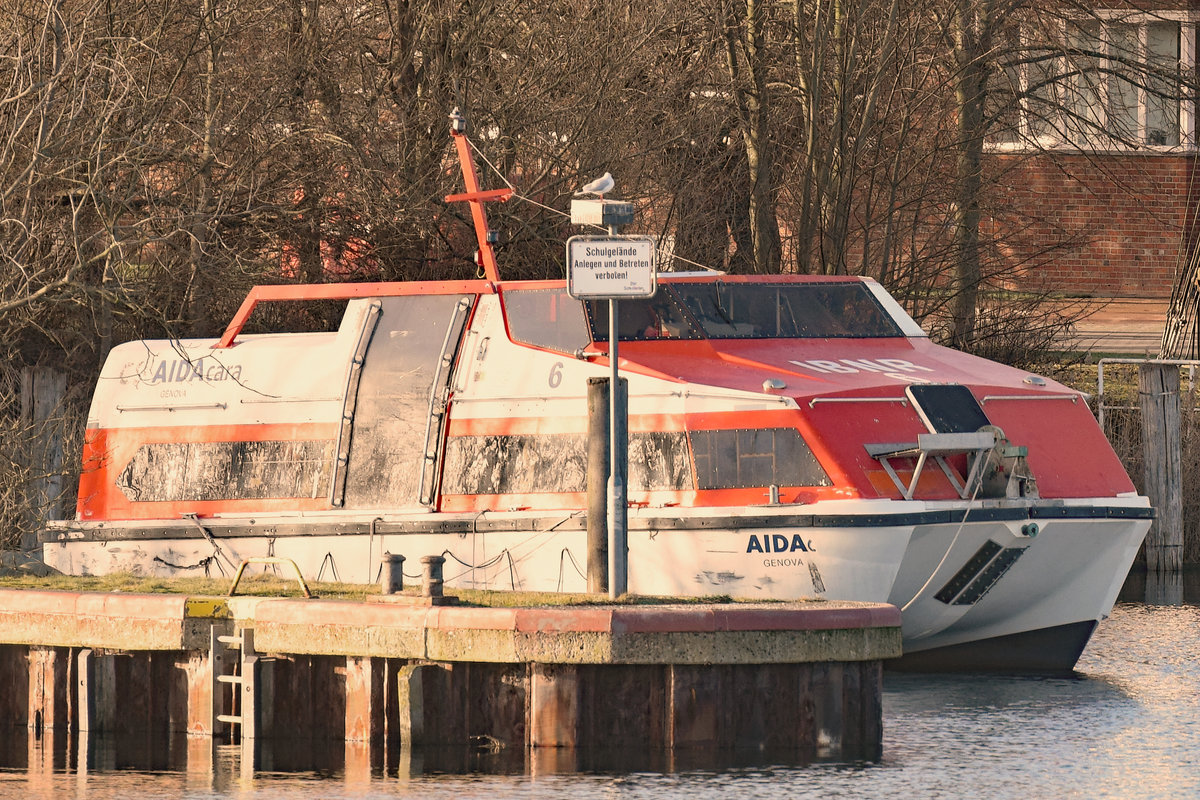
<box><xmin>211</xmin><ymin>626</ymin><xmax>257</xmax><ymax>740</ymax></box>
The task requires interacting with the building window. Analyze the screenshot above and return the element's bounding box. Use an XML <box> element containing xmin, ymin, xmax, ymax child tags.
<box><xmin>990</xmin><ymin>13</ymin><xmax>1195</xmax><ymax>150</ymax></box>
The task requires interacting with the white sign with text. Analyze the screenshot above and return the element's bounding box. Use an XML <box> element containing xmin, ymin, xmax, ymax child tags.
<box><xmin>566</xmin><ymin>236</ymin><xmax>657</xmax><ymax>299</ymax></box>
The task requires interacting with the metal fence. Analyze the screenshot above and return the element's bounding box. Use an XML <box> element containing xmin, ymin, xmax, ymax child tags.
<box><xmin>1096</xmin><ymin>358</ymin><xmax>1200</xmax><ymax>429</ymax></box>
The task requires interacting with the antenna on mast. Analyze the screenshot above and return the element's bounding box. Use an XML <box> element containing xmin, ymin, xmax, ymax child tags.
<box><xmin>444</xmin><ymin>108</ymin><xmax>512</xmax><ymax>283</ymax></box>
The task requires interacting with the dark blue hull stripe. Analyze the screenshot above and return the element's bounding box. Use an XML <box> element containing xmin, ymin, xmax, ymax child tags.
<box><xmin>42</xmin><ymin>503</ymin><xmax>1153</xmax><ymax>543</ymax></box>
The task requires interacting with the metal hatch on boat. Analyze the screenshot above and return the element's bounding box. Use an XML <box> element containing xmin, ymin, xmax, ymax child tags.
<box><xmin>905</xmin><ymin>384</ymin><xmax>991</xmax><ymax>434</ymax></box>
<box><xmin>336</xmin><ymin>294</ymin><xmax>474</xmax><ymax>510</ymax></box>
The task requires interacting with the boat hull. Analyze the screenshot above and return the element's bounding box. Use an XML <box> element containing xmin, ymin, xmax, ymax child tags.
<box><xmin>42</xmin><ymin>498</ymin><xmax>1150</xmax><ymax>673</ymax></box>
<box><xmin>887</xmin><ymin>620</ymin><xmax>1098</xmax><ymax>673</ymax></box>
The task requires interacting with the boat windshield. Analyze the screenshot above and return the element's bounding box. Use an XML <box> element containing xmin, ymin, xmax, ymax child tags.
<box><xmin>585</xmin><ymin>290</ymin><xmax>705</xmax><ymax>342</ymax></box>
<box><xmin>586</xmin><ymin>281</ymin><xmax>903</xmax><ymax>341</ymax></box>
<box><xmin>503</xmin><ymin>281</ymin><xmax>904</xmax><ymax>353</ymax></box>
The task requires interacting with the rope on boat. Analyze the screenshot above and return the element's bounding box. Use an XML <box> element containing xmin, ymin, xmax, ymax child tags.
<box><xmin>317</xmin><ymin>552</ymin><xmax>340</xmax><ymax>583</ymax></box>
<box><xmin>440</xmin><ymin>548</ymin><xmax>522</xmax><ymax>590</ymax></box>
<box><xmin>153</xmin><ymin>553</ymin><xmax>224</xmax><ymax>577</ymax></box>
<box><xmin>508</xmin><ymin>550</ymin><xmax>519</xmax><ymax>590</ymax></box>
<box><xmin>265</xmin><ymin>537</ymin><xmax>280</xmax><ymax>574</ymax></box>
<box><xmin>557</xmin><ymin>548</ymin><xmax>587</xmax><ymax>591</ymax></box>
<box><xmin>899</xmin><ymin>477</ymin><xmax>985</xmax><ymax>615</ymax></box>
<box><xmin>386</xmin><ymin>511</ymin><xmax>589</xmax><ymax>590</ymax></box>
<box><xmin>181</xmin><ymin>513</ymin><xmax>238</xmax><ymax>575</ymax></box>
<box><xmin>442</xmin><ymin>548</ymin><xmax>509</xmax><ymax>572</ymax></box>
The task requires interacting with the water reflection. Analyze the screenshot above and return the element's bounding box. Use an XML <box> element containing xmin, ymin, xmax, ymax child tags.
<box><xmin>1119</xmin><ymin>566</ymin><xmax>1200</xmax><ymax>605</ymax></box>
<box><xmin>0</xmin><ymin>724</ymin><xmax>852</xmax><ymax>786</ymax></box>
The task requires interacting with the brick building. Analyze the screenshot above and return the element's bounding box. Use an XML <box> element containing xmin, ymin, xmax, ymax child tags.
<box><xmin>986</xmin><ymin>6</ymin><xmax>1198</xmax><ymax>300</ymax></box>
<box><xmin>989</xmin><ymin>154</ymin><xmax>1196</xmax><ymax>297</ymax></box>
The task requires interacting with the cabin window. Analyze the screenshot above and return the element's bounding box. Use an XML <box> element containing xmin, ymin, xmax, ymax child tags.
<box><xmin>502</xmin><ymin>289</ymin><xmax>592</xmax><ymax>354</ymax></box>
<box><xmin>670</xmin><ymin>282</ymin><xmax>902</xmax><ymax>339</ymax></box>
<box><xmin>116</xmin><ymin>440</ymin><xmax>334</xmax><ymax>502</ymax></box>
<box><xmin>585</xmin><ymin>294</ymin><xmax>704</xmax><ymax>341</ymax></box>
<box><xmin>441</xmin><ymin>434</ymin><xmax>587</xmax><ymax>494</ymax></box>
<box><xmin>688</xmin><ymin>428</ymin><xmax>830</xmax><ymax>490</ymax></box>
<box><xmin>441</xmin><ymin>432</ymin><xmax>692</xmax><ymax>494</ymax></box>
<box><xmin>582</xmin><ymin>282</ymin><xmax>902</xmax><ymax>342</ymax></box>
<box><xmin>630</xmin><ymin>431</ymin><xmax>694</xmax><ymax>490</ymax></box>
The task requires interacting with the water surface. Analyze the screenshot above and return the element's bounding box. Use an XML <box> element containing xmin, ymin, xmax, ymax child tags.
<box><xmin>2</xmin><ymin>571</ymin><xmax>1197</xmax><ymax>799</ymax></box>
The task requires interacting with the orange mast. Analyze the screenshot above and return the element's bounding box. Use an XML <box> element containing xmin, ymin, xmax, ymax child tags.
<box><xmin>443</xmin><ymin>108</ymin><xmax>512</xmax><ymax>283</ymax></box>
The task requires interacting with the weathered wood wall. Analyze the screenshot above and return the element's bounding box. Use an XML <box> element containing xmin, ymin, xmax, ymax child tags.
<box><xmin>1140</xmin><ymin>364</ymin><xmax>1183</xmax><ymax>571</ymax></box>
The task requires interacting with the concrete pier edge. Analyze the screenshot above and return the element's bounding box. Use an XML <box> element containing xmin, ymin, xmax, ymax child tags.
<box><xmin>0</xmin><ymin>588</ymin><xmax>901</xmax><ymax>761</ymax></box>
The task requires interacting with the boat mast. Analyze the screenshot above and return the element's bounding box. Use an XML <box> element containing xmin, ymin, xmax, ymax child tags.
<box><xmin>444</xmin><ymin>109</ymin><xmax>513</xmax><ymax>283</ymax></box>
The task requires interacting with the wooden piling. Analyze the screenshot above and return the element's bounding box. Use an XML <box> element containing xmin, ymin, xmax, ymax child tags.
<box><xmin>27</xmin><ymin>646</ymin><xmax>70</xmax><ymax>732</ymax></box>
<box><xmin>530</xmin><ymin>663</ymin><xmax>579</xmax><ymax>747</ymax></box>
<box><xmin>76</xmin><ymin>649</ymin><xmax>116</xmax><ymax>733</ymax></box>
<box><xmin>586</xmin><ymin>377</ymin><xmax>628</xmax><ymax>593</ymax></box>
<box><xmin>395</xmin><ymin>663</ymin><xmax>428</xmax><ymax>746</ymax></box>
<box><xmin>667</xmin><ymin>664</ymin><xmax>720</xmax><ymax>747</ymax></box>
<box><xmin>1139</xmin><ymin>363</ymin><xmax>1183</xmax><ymax>571</ymax></box>
<box><xmin>0</xmin><ymin>645</ymin><xmax>29</xmax><ymax>728</ymax></box>
<box><xmin>586</xmin><ymin>377</ymin><xmax>610</xmax><ymax>592</ymax></box>
<box><xmin>344</xmin><ymin>656</ymin><xmax>384</xmax><ymax>742</ymax></box>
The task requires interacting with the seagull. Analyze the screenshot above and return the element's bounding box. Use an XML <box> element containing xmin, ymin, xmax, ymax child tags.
<box><xmin>575</xmin><ymin>172</ymin><xmax>614</xmax><ymax>197</ymax></box>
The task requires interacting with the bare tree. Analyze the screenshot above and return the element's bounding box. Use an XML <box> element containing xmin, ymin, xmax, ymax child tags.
<box><xmin>4</xmin><ymin>0</ymin><xmax>1194</xmax><ymax>547</ymax></box>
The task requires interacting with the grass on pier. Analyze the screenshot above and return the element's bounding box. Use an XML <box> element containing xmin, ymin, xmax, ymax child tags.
<box><xmin>0</xmin><ymin>572</ymin><xmax>773</xmax><ymax>606</ymax></box>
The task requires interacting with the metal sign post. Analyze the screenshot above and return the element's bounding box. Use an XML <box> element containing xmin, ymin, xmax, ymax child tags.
<box><xmin>607</xmin><ymin>297</ymin><xmax>625</xmax><ymax>597</ymax></box>
<box><xmin>567</xmin><ymin>200</ymin><xmax>655</xmax><ymax>598</ymax></box>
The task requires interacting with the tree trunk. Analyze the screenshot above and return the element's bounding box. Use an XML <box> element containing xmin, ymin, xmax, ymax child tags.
<box><xmin>724</xmin><ymin>0</ymin><xmax>781</xmax><ymax>274</ymax></box>
<box><xmin>184</xmin><ymin>0</ymin><xmax>218</xmax><ymax>336</ymax></box>
<box><xmin>950</xmin><ymin>0</ymin><xmax>993</xmax><ymax>347</ymax></box>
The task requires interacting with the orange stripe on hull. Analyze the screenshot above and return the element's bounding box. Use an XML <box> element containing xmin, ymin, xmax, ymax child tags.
<box><xmin>447</xmin><ymin>412</ymin><xmax>689</xmax><ymax>437</ymax></box>
<box><xmin>78</xmin><ymin>423</ymin><xmax>339</xmax><ymax>521</ymax></box>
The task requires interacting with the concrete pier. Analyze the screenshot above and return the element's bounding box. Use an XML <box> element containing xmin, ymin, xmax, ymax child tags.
<box><xmin>0</xmin><ymin>589</ymin><xmax>901</xmax><ymax>769</ymax></box>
